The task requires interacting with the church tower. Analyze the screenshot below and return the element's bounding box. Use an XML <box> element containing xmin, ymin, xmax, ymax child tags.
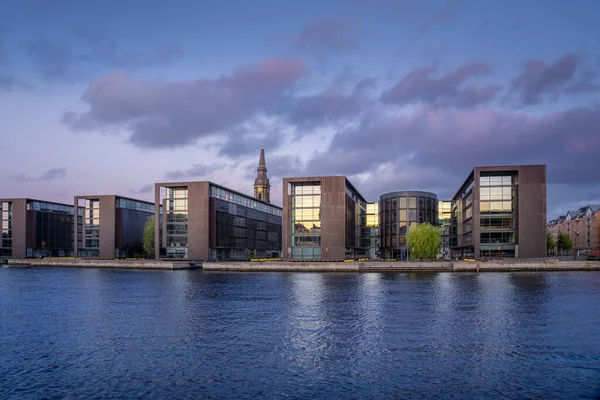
<box><xmin>254</xmin><ymin>145</ymin><xmax>271</xmax><ymax>203</ymax></box>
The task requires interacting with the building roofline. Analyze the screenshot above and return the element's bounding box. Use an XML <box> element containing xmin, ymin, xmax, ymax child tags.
<box><xmin>380</xmin><ymin>190</ymin><xmax>438</xmax><ymax>200</ymax></box>
<box><xmin>155</xmin><ymin>180</ymin><xmax>282</xmax><ymax>210</ymax></box>
<box><xmin>74</xmin><ymin>194</ymin><xmax>155</xmax><ymax>205</ymax></box>
<box><xmin>0</xmin><ymin>198</ymin><xmax>74</xmax><ymax>208</ymax></box>
<box><xmin>282</xmin><ymin>175</ymin><xmax>368</xmax><ymax>202</ymax></box>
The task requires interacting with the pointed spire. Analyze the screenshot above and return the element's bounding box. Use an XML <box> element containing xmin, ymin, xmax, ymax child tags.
<box><xmin>254</xmin><ymin>146</ymin><xmax>270</xmax><ymax>203</ymax></box>
<box><xmin>259</xmin><ymin>144</ymin><xmax>266</xmax><ymax>168</ymax></box>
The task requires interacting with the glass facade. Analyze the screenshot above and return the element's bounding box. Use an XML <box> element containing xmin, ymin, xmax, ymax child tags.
<box><xmin>346</xmin><ymin>183</ymin><xmax>367</xmax><ymax>259</ymax></box>
<box><xmin>165</xmin><ymin>187</ymin><xmax>188</xmax><ymax>259</ymax></box>
<box><xmin>361</xmin><ymin>202</ymin><xmax>380</xmax><ymax>259</ymax></box>
<box><xmin>26</xmin><ymin>200</ymin><xmax>74</xmax><ymax>257</ymax></box>
<box><xmin>80</xmin><ymin>199</ymin><xmax>100</xmax><ymax>257</ymax></box>
<box><xmin>451</xmin><ymin>177</ymin><xmax>474</xmax><ymax>257</ymax></box>
<box><xmin>438</xmin><ymin>200</ymin><xmax>452</xmax><ymax>259</ymax></box>
<box><xmin>290</xmin><ymin>182</ymin><xmax>322</xmax><ymax>260</ymax></box>
<box><xmin>479</xmin><ymin>173</ymin><xmax>516</xmax><ymax>258</ymax></box>
<box><xmin>1</xmin><ymin>202</ymin><xmax>12</xmax><ymax>257</ymax></box>
<box><xmin>210</xmin><ymin>185</ymin><xmax>282</xmax><ymax>216</ymax></box>
<box><xmin>115</xmin><ymin>198</ymin><xmax>155</xmax><ymax>258</ymax></box>
<box><xmin>212</xmin><ymin>198</ymin><xmax>281</xmax><ymax>260</ymax></box>
<box><xmin>380</xmin><ymin>191</ymin><xmax>438</xmax><ymax>260</ymax></box>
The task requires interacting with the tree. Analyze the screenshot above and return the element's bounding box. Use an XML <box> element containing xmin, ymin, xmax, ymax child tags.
<box><xmin>143</xmin><ymin>215</ymin><xmax>155</xmax><ymax>258</ymax></box>
<box><xmin>546</xmin><ymin>233</ymin><xmax>556</xmax><ymax>254</ymax></box>
<box><xmin>406</xmin><ymin>223</ymin><xmax>442</xmax><ymax>261</ymax></box>
<box><xmin>557</xmin><ymin>232</ymin><xmax>573</xmax><ymax>254</ymax></box>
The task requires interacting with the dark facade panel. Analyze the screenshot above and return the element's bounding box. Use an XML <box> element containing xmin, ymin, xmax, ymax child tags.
<box><xmin>155</xmin><ymin>181</ymin><xmax>281</xmax><ymax>261</ymax></box>
<box><xmin>75</xmin><ymin>195</ymin><xmax>154</xmax><ymax>259</ymax></box>
<box><xmin>1</xmin><ymin>198</ymin><xmax>75</xmax><ymax>258</ymax></box>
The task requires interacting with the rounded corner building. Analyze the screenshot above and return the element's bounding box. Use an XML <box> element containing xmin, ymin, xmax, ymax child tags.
<box><xmin>380</xmin><ymin>191</ymin><xmax>438</xmax><ymax>260</ymax></box>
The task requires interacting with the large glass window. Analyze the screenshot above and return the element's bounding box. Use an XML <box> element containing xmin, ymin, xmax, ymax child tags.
<box><xmin>81</xmin><ymin>199</ymin><xmax>100</xmax><ymax>256</ymax></box>
<box><xmin>165</xmin><ymin>188</ymin><xmax>189</xmax><ymax>258</ymax></box>
<box><xmin>478</xmin><ymin>172</ymin><xmax>517</xmax><ymax>257</ymax></box>
<box><xmin>291</xmin><ymin>183</ymin><xmax>321</xmax><ymax>260</ymax></box>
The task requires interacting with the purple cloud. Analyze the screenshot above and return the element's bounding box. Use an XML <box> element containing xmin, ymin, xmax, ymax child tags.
<box><xmin>293</xmin><ymin>19</ymin><xmax>360</xmax><ymax>58</ymax></box>
<box><xmin>133</xmin><ymin>184</ymin><xmax>154</xmax><ymax>194</ymax></box>
<box><xmin>24</xmin><ymin>30</ymin><xmax>182</xmax><ymax>81</ymax></box>
<box><xmin>286</xmin><ymin>105</ymin><xmax>600</xmax><ymax>200</ymax></box>
<box><xmin>74</xmin><ymin>26</ymin><xmax>182</xmax><ymax>69</ymax></box>
<box><xmin>0</xmin><ymin>72</ymin><xmax>31</xmax><ymax>91</ymax></box>
<box><xmin>288</xmin><ymin>89</ymin><xmax>372</xmax><ymax>128</ymax></box>
<box><xmin>165</xmin><ymin>164</ymin><xmax>226</xmax><ymax>180</ymax></box>
<box><xmin>218</xmin><ymin>120</ymin><xmax>286</xmax><ymax>158</ymax></box>
<box><xmin>380</xmin><ymin>62</ymin><xmax>500</xmax><ymax>108</ymax></box>
<box><xmin>11</xmin><ymin>167</ymin><xmax>67</xmax><ymax>182</ymax></box>
<box><xmin>510</xmin><ymin>53</ymin><xmax>599</xmax><ymax>105</ymax></box>
<box><xmin>63</xmin><ymin>58</ymin><xmax>307</xmax><ymax>149</ymax></box>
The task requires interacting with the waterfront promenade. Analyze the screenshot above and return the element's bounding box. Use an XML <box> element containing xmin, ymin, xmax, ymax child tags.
<box><xmin>3</xmin><ymin>258</ymin><xmax>600</xmax><ymax>272</ymax></box>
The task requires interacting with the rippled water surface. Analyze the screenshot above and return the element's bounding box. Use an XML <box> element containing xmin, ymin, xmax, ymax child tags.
<box><xmin>1</xmin><ymin>268</ymin><xmax>600</xmax><ymax>399</ymax></box>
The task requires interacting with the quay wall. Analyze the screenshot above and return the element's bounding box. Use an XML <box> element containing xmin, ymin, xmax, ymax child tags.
<box><xmin>4</xmin><ymin>259</ymin><xmax>600</xmax><ymax>272</ymax></box>
<box><xmin>6</xmin><ymin>259</ymin><xmax>199</xmax><ymax>270</ymax></box>
<box><xmin>204</xmin><ymin>260</ymin><xmax>600</xmax><ymax>273</ymax></box>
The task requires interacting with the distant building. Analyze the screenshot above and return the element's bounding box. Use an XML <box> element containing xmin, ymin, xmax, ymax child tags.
<box><xmin>450</xmin><ymin>165</ymin><xmax>547</xmax><ymax>259</ymax></box>
<box><xmin>154</xmin><ymin>181</ymin><xmax>282</xmax><ymax>260</ymax></box>
<box><xmin>548</xmin><ymin>204</ymin><xmax>600</xmax><ymax>252</ymax></box>
<box><xmin>380</xmin><ymin>191</ymin><xmax>438</xmax><ymax>260</ymax></box>
<box><xmin>282</xmin><ymin>176</ymin><xmax>368</xmax><ymax>261</ymax></box>
<box><xmin>0</xmin><ymin>198</ymin><xmax>75</xmax><ymax>258</ymax></box>
<box><xmin>253</xmin><ymin>146</ymin><xmax>271</xmax><ymax>203</ymax></box>
<box><xmin>74</xmin><ymin>195</ymin><xmax>155</xmax><ymax>258</ymax></box>
<box><xmin>438</xmin><ymin>200</ymin><xmax>452</xmax><ymax>259</ymax></box>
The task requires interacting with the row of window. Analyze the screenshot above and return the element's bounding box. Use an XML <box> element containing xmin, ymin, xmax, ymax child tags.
<box><xmin>210</xmin><ymin>184</ymin><xmax>282</xmax><ymax>216</ymax></box>
<box><xmin>480</xmin><ymin>231</ymin><xmax>514</xmax><ymax>244</ymax></box>
<box><xmin>480</xmin><ymin>187</ymin><xmax>513</xmax><ymax>201</ymax></box>
<box><xmin>292</xmin><ymin>183</ymin><xmax>321</xmax><ymax>195</ymax></box>
<box><xmin>290</xmin><ymin>247</ymin><xmax>321</xmax><ymax>260</ymax></box>
<box><xmin>293</xmin><ymin>235</ymin><xmax>321</xmax><ymax>246</ymax></box>
<box><xmin>28</xmin><ymin>201</ymin><xmax>74</xmax><ymax>214</ymax></box>
<box><xmin>293</xmin><ymin>195</ymin><xmax>321</xmax><ymax>208</ymax></box>
<box><xmin>117</xmin><ymin>198</ymin><xmax>155</xmax><ymax>213</ymax></box>
<box><xmin>480</xmin><ymin>175</ymin><xmax>513</xmax><ymax>186</ymax></box>
<box><xmin>292</xmin><ymin>208</ymin><xmax>321</xmax><ymax>221</ymax></box>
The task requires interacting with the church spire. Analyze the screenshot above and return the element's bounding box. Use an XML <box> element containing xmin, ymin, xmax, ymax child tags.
<box><xmin>254</xmin><ymin>145</ymin><xmax>270</xmax><ymax>203</ymax></box>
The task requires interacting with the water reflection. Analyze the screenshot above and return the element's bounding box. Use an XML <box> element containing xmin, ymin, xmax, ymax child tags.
<box><xmin>1</xmin><ymin>268</ymin><xmax>599</xmax><ymax>399</ymax></box>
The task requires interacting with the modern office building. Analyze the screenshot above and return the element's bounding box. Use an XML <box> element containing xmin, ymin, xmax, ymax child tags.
<box><xmin>450</xmin><ymin>165</ymin><xmax>546</xmax><ymax>259</ymax></box>
<box><xmin>548</xmin><ymin>204</ymin><xmax>600</xmax><ymax>253</ymax></box>
<box><xmin>74</xmin><ymin>195</ymin><xmax>155</xmax><ymax>258</ymax></box>
<box><xmin>380</xmin><ymin>191</ymin><xmax>438</xmax><ymax>260</ymax></box>
<box><xmin>282</xmin><ymin>176</ymin><xmax>368</xmax><ymax>261</ymax></box>
<box><xmin>154</xmin><ymin>182</ymin><xmax>282</xmax><ymax>260</ymax></box>
<box><xmin>438</xmin><ymin>200</ymin><xmax>452</xmax><ymax>259</ymax></box>
<box><xmin>0</xmin><ymin>198</ymin><xmax>75</xmax><ymax>258</ymax></box>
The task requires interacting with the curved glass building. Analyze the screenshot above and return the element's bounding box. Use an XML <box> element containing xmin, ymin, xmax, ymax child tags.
<box><xmin>380</xmin><ymin>191</ymin><xmax>438</xmax><ymax>260</ymax></box>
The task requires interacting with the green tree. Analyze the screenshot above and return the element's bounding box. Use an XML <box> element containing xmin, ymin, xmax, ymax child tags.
<box><xmin>546</xmin><ymin>233</ymin><xmax>556</xmax><ymax>254</ymax></box>
<box><xmin>406</xmin><ymin>223</ymin><xmax>442</xmax><ymax>260</ymax></box>
<box><xmin>143</xmin><ymin>215</ymin><xmax>155</xmax><ymax>258</ymax></box>
<box><xmin>557</xmin><ymin>232</ymin><xmax>573</xmax><ymax>254</ymax></box>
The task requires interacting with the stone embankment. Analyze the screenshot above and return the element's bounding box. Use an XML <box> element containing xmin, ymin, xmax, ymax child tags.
<box><xmin>4</xmin><ymin>258</ymin><xmax>599</xmax><ymax>272</ymax></box>
<box><xmin>204</xmin><ymin>260</ymin><xmax>600</xmax><ymax>273</ymax></box>
<box><xmin>6</xmin><ymin>259</ymin><xmax>201</xmax><ymax>270</ymax></box>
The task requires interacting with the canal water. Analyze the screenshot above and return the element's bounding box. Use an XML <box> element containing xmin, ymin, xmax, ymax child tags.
<box><xmin>1</xmin><ymin>268</ymin><xmax>599</xmax><ymax>399</ymax></box>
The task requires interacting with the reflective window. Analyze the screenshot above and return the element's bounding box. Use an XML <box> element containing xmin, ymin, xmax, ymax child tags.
<box><xmin>291</xmin><ymin>183</ymin><xmax>322</xmax><ymax>259</ymax></box>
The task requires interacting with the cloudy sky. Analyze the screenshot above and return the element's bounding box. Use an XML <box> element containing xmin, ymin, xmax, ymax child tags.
<box><xmin>1</xmin><ymin>0</ymin><xmax>599</xmax><ymax>218</ymax></box>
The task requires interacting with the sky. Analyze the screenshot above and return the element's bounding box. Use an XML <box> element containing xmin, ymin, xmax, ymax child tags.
<box><xmin>1</xmin><ymin>0</ymin><xmax>599</xmax><ymax>219</ymax></box>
